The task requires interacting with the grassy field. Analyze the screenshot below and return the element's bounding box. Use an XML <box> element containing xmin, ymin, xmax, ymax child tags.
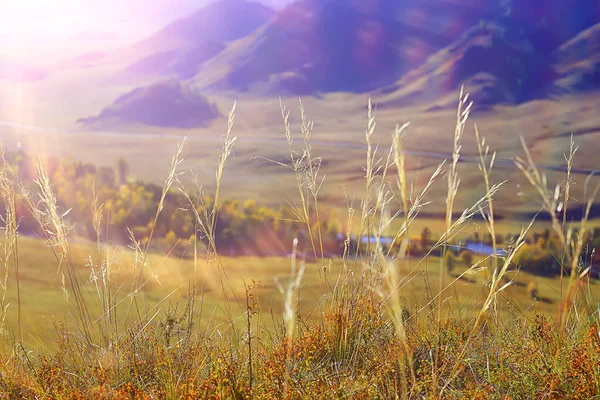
<box><xmin>4</xmin><ymin>235</ymin><xmax>597</xmax><ymax>349</ymax></box>
<box><xmin>0</xmin><ymin>92</ymin><xmax>599</xmax><ymax>398</ymax></box>
<box><xmin>1</xmin><ymin>234</ymin><xmax>598</xmax><ymax>397</ymax></box>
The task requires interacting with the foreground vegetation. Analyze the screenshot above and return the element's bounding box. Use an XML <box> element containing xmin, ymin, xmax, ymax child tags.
<box><xmin>1</xmin><ymin>236</ymin><xmax>587</xmax><ymax>345</ymax></box>
<box><xmin>0</xmin><ymin>94</ymin><xmax>599</xmax><ymax>398</ymax></box>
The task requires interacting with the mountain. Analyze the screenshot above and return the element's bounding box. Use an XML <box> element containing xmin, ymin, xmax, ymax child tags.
<box><xmin>191</xmin><ymin>0</ymin><xmax>502</xmax><ymax>94</ymax></box>
<box><xmin>79</xmin><ymin>0</ymin><xmax>274</xmax><ymax>126</ymax></box>
<box><xmin>124</xmin><ymin>40</ymin><xmax>227</xmax><ymax>78</ymax></box>
<box><xmin>497</xmin><ymin>0</ymin><xmax>600</xmax><ymax>55</ymax></box>
<box><xmin>77</xmin><ymin>0</ymin><xmax>600</xmax><ymax>128</ymax></box>
<box><xmin>553</xmin><ymin>23</ymin><xmax>600</xmax><ymax>93</ymax></box>
<box><xmin>259</xmin><ymin>0</ymin><xmax>296</xmax><ymax>9</ymax></box>
<box><xmin>373</xmin><ymin>23</ymin><xmax>557</xmax><ymax>110</ymax></box>
<box><xmin>118</xmin><ymin>0</ymin><xmax>275</xmax><ymax>79</ymax></box>
<box><xmin>137</xmin><ymin>0</ymin><xmax>275</xmax><ymax>52</ymax></box>
<box><xmin>78</xmin><ymin>80</ymin><xmax>220</xmax><ymax>128</ymax></box>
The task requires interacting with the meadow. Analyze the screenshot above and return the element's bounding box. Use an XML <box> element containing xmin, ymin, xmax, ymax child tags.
<box><xmin>4</xmin><ymin>235</ymin><xmax>588</xmax><ymax>345</ymax></box>
<box><xmin>0</xmin><ymin>94</ymin><xmax>599</xmax><ymax>398</ymax></box>
<box><xmin>2</xmin><ymin>90</ymin><xmax>600</xmax><ymax>218</ymax></box>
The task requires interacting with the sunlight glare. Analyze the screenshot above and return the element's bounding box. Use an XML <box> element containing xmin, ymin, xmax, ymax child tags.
<box><xmin>1</xmin><ymin>0</ymin><xmax>88</xmax><ymax>41</ymax></box>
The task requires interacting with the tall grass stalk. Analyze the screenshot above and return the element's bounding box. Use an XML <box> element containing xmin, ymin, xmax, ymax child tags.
<box><xmin>298</xmin><ymin>100</ymin><xmax>325</xmax><ymax>262</ymax></box>
<box><xmin>135</xmin><ymin>137</ymin><xmax>186</xmax><ymax>291</ymax></box>
<box><xmin>516</xmin><ymin>135</ymin><xmax>600</xmax><ymax>393</ymax></box>
<box><xmin>29</xmin><ymin>156</ymin><xmax>93</xmax><ymax>345</ymax></box>
<box><xmin>88</xmin><ymin>184</ymin><xmax>117</xmax><ymax>344</ymax></box>
<box><xmin>474</xmin><ymin>124</ymin><xmax>500</xmax><ymax>316</ymax></box>
<box><xmin>515</xmin><ymin>136</ymin><xmax>593</xmax><ymax>329</ymax></box>
<box><xmin>439</xmin><ymin>87</ymin><xmax>472</xmax><ymax>318</ymax></box>
<box><xmin>0</xmin><ymin>171</ymin><xmax>21</xmax><ymax>342</ymax></box>
<box><xmin>359</xmin><ymin>99</ymin><xmax>378</xmax><ymax>261</ymax></box>
<box><xmin>433</xmin><ymin>87</ymin><xmax>472</xmax><ymax>394</ymax></box>
<box><xmin>392</xmin><ymin>122</ymin><xmax>411</xmax><ymax>258</ymax></box>
<box><xmin>117</xmin><ymin>137</ymin><xmax>187</xmax><ymax>336</ymax></box>
<box><xmin>0</xmin><ymin>148</ymin><xmax>26</xmax><ymax>343</ymax></box>
<box><xmin>380</xmin><ymin>123</ymin><xmax>449</xmax><ymax>394</ymax></box>
<box><xmin>275</xmin><ymin>99</ymin><xmax>324</xmax><ymax>265</ymax></box>
<box><xmin>210</xmin><ymin>103</ymin><xmax>237</xmax><ymax>240</ymax></box>
<box><xmin>559</xmin><ymin>135</ymin><xmax>576</xmax><ymax>323</ymax></box>
<box><xmin>441</xmin><ymin>222</ymin><xmax>533</xmax><ymax>395</ymax></box>
<box><xmin>180</xmin><ymin>102</ymin><xmax>238</xmax><ymax>330</ymax></box>
<box><xmin>275</xmin><ymin>237</ymin><xmax>305</xmax><ymax>398</ymax></box>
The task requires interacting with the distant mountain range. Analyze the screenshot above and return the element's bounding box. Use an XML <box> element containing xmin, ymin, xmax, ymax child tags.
<box><xmin>71</xmin><ymin>0</ymin><xmax>600</xmax><ymax>127</ymax></box>
<box><xmin>189</xmin><ymin>0</ymin><xmax>501</xmax><ymax>94</ymax></box>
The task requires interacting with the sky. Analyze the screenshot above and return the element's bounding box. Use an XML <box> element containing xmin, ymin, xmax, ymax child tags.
<box><xmin>0</xmin><ymin>0</ymin><xmax>293</xmax><ymax>62</ymax></box>
<box><xmin>0</xmin><ymin>0</ymin><xmax>207</xmax><ymax>42</ymax></box>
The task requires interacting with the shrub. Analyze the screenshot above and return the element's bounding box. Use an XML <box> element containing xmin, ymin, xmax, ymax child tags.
<box><xmin>459</xmin><ymin>250</ymin><xmax>474</xmax><ymax>266</ymax></box>
<box><xmin>527</xmin><ymin>280</ymin><xmax>540</xmax><ymax>300</ymax></box>
<box><xmin>445</xmin><ymin>250</ymin><xmax>456</xmax><ymax>274</ymax></box>
<box><xmin>513</xmin><ymin>243</ymin><xmax>554</xmax><ymax>273</ymax></box>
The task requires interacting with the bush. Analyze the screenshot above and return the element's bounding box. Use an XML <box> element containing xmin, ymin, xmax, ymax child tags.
<box><xmin>513</xmin><ymin>243</ymin><xmax>555</xmax><ymax>273</ymax></box>
<box><xmin>445</xmin><ymin>250</ymin><xmax>456</xmax><ymax>274</ymax></box>
<box><xmin>527</xmin><ymin>281</ymin><xmax>540</xmax><ymax>300</ymax></box>
<box><xmin>459</xmin><ymin>250</ymin><xmax>474</xmax><ymax>267</ymax></box>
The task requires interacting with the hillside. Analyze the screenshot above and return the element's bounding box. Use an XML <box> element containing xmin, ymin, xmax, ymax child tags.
<box><xmin>191</xmin><ymin>0</ymin><xmax>501</xmax><ymax>95</ymax></box>
<box><xmin>133</xmin><ymin>0</ymin><xmax>274</xmax><ymax>53</ymax></box>
<box><xmin>554</xmin><ymin>23</ymin><xmax>600</xmax><ymax>93</ymax></box>
<box><xmin>374</xmin><ymin>23</ymin><xmax>557</xmax><ymax>110</ymax></box>
<box><xmin>498</xmin><ymin>0</ymin><xmax>600</xmax><ymax>54</ymax></box>
<box><xmin>118</xmin><ymin>0</ymin><xmax>275</xmax><ymax>79</ymax></box>
<box><xmin>77</xmin><ymin>80</ymin><xmax>220</xmax><ymax>128</ymax></box>
<box><xmin>124</xmin><ymin>40</ymin><xmax>227</xmax><ymax>78</ymax></box>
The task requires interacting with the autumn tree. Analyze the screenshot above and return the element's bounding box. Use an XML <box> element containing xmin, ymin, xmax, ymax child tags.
<box><xmin>444</xmin><ymin>251</ymin><xmax>455</xmax><ymax>275</ymax></box>
<box><xmin>420</xmin><ymin>227</ymin><xmax>431</xmax><ymax>253</ymax></box>
<box><xmin>116</xmin><ymin>157</ymin><xmax>129</xmax><ymax>186</ymax></box>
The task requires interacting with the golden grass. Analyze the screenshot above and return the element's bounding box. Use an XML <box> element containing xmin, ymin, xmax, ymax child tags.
<box><xmin>0</xmin><ymin>94</ymin><xmax>599</xmax><ymax>398</ymax></box>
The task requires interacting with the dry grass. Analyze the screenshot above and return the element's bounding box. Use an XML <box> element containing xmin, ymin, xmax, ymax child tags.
<box><xmin>0</xmin><ymin>95</ymin><xmax>599</xmax><ymax>399</ymax></box>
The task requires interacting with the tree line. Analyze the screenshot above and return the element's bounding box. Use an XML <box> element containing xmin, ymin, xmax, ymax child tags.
<box><xmin>0</xmin><ymin>150</ymin><xmax>342</xmax><ymax>257</ymax></box>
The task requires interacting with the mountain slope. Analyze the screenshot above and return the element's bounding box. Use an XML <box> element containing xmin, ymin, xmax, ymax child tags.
<box><xmin>117</xmin><ymin>0</ymin><xmax>275</xmax><ymax>80</ymax></box>
<box><xmin>124</xmin><ymin>40</ymin><xmax>227</xmax><ymax>78</ymax></box>
<box><xmin>132</xmin><ymin>0</ymin><xmax>275</xmax><ymax>56</ymax></box>
<box><xmin>554</xmin><ymin>23</ymin><xmax>600</xmax><ymax>92</ymax></box>
<box><xmin>78</xmin><ymin>81</ymin><xmax>220</xmax><ymax>128</ymax></box>
<box><xmin>498</xmin><ymin>0</ymin><xmax>600</xmax><ymax>55</ymax></box>
<box><xmin>191</xmin><ymin>0</ymin><xmax>502</xmax><ymax>95</ymax></box>
<box><xmin>374</xmin><ymin>23</ymin><xmax>557</xmax><ymax>110</ymax></box>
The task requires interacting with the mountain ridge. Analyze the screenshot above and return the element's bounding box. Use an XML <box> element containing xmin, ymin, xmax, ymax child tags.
<box><xmin>74</xmin><ymin>0</ymin><xmax>600</xmax><ymax>126</ymax></box>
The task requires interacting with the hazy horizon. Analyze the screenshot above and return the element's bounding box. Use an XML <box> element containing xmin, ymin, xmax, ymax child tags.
<box><xmin>0</xmin><ymin>0</ymin><xmax>294</xmax><ymax>63</ymax></box>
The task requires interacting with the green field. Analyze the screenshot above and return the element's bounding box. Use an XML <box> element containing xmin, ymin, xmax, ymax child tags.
<box><xmin>3</xmin><ymin>235</ymin><xmax>597</xmax><ymax>348</ymax></box>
